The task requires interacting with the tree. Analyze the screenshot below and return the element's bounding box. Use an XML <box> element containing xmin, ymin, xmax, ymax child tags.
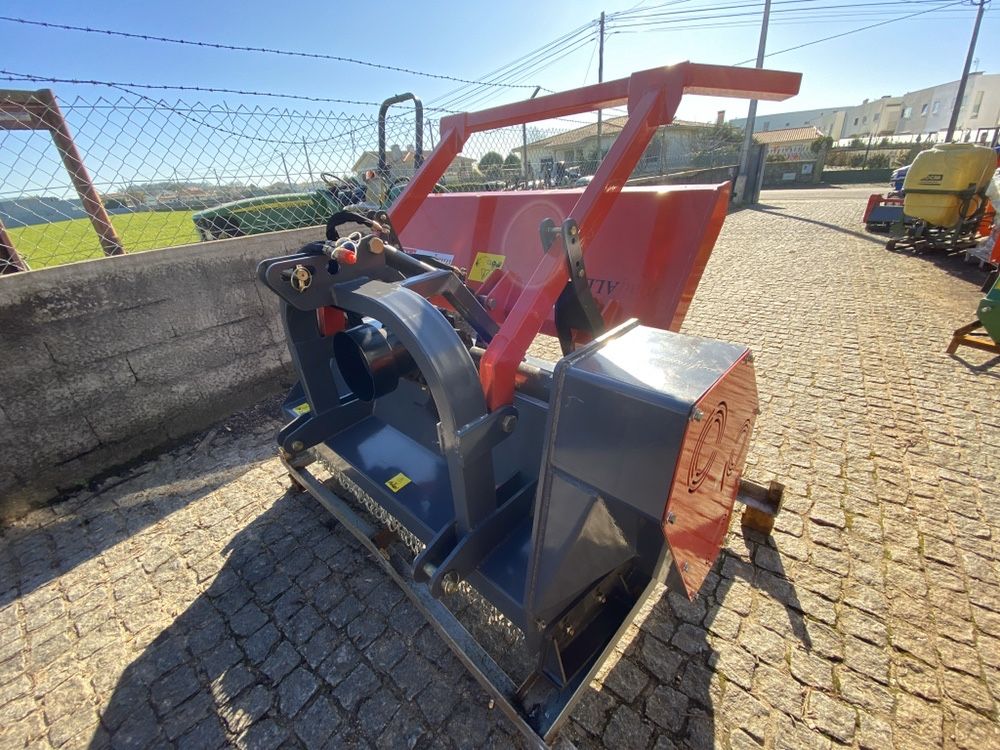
<box><xmin>478</xmin><ymin>151</ymin><xmax>504</xmax><ymax>179</ymax></box>
<box><xmin>810</xmin><ymin>136</ymin><xmax>833</xmax><ymax>155</ymax></box>
<box><xmin>503</xmin><ymin>153</ymin><xmax>521</xmax><ymax>172</ymax></box>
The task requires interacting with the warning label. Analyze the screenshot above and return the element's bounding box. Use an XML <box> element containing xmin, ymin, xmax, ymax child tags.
<box><xmin>291</xmin><ymin>402</ymin><xmax>311</xmax><ymax>416</ymax></box>
<box><xmin>468</xmin><ymin>252</ymin><xmax>505</xmax><ymax>283</ymax></box>
<box><xmin>385</xmin><ymin>472</ymin><xmax>412</xmax><ymax>492</ymax></box>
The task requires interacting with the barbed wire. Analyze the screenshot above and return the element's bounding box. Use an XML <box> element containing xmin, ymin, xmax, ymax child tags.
<box><xmin>0</xmin><ymin>15</ymin><xmax>548</xmax><ymax>91</ymax></box>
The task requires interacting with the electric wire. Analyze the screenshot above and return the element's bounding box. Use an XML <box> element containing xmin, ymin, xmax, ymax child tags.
<box><xmin>0</xmin><ymin>15</ymin><xmax>542</xmax><ymax>90</ymax></box>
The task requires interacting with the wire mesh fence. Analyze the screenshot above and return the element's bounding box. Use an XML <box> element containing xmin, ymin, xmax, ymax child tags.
<box><xmin>0</xmin><ymin>89</ymin><xmax>745</xmax><ymax>272</ymax></box>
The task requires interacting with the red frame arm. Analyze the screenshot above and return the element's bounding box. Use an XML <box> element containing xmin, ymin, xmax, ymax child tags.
<box><xmin>388</xmin><ymin>62</ymin><xmax>801</xmax><ymax>409</ymax></box>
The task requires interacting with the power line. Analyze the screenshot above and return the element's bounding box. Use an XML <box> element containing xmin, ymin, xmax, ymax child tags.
<box><xmin>733</xmin><ymin>0</ymin><xmax>966</xmax><ymax>62</ymax></box>
<box><xmin>0</xmin><ymin>15</ymin><xmax>542</xmax><ymax>91</ymax></box>
<box><xmin>0</xmin><ymin>69</ymin><xmax>381</xmax><ymax>106</ymax></box>
<box><xmin>427</xmin><ymin>22</ymin><xmax>595</xmax><ymax>111</ymax></box>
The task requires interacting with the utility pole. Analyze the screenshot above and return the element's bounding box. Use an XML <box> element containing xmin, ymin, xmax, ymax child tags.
<box><xmin>735</xmin><ymin>0</ymin><xmax>772</xmax><ymax>204</ymax></box>
<box><xmin>522</xmin><ymin>86</ymin><xmax>542</xmax><ymax>185</ymax></box>
<box><xmin>596</xmin><ymin>11</ymin><xmax>605</xmax><ymax>164</ymax></box>
<box><xmin>946</xmin><ymin>0</ymin><xmax>987</xmax><ymax>142</ymax></box>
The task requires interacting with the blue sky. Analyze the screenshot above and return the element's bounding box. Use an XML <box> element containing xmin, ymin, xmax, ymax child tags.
<box><xmin>4</xmin><ymin>0</ymin><xmax>996</xmax><ymax>122</ymax></box>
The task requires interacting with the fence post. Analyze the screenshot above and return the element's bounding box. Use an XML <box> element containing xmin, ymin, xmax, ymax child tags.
<box><xmin>35</xmin><ymin>90</ymin><xmax>124</xmax><ymax>256</ymax></box>
<box><xmin>0</xmin><ymin>218</ymin><xmax>28</xmax><ymax>273</ymax></box>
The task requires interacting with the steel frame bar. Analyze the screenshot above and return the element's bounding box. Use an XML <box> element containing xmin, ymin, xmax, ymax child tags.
<box><xmin>0</xmin><ymin>88</ymin><xmax>124</xmax><ymax>265</ymax></box>
<box><xmin>0</xmin><ymin>218</ymin><xmax>28</xmax><ymax>273</ymax></box>
<box><xmin>387</xmin><ymin>62</ymin><xmax>800</xmax><ymax>408</ymax></box>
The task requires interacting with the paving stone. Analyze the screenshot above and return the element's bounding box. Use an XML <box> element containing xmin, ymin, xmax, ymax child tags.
<box><xmin>261</xmin><ymin>640</ymin><xmax>301</xmax><ymax>685</ymax></box>
<box><xmin>805</xmin><ymin>691</ymin><xmax>856</xmax><ymax>744</ymax></box>
<box><xmin>333</xmin><ymin>663</ymin><xmax>380</xmax><ymax>711</ymax></box>
<box><xmin>645</xmin><ymin>685</ymin><xmax>688</xmax><ymax>733</ymax></box>
<box><xmin>603</xmin><ymin>705</ymin><xmax>652</xmax><ymax>749</ymax></box>
<box><xmin>295</xmin><ymin>695</ymin><xmax>344</xmax><ymax>750</ymax></box>
<box><xmin>241</xmin><ymin>621</ymin><xmax>281</xmax><ymax>664</ymax></box>
<box><xmin>359</xmin><ymin>688</ymin><xmax>401</xmax><ymax>739</ymax></box>
<box><xmin>278</xmin><ymin>665</ymin><xmax>319</xmax><ymax>718</ymax></box>
<box><xmin>237</xmin><ymin>717</ymin><xmax>288</xmax><ymax>750</ymax></box>
<box><xmin>603</xmin><ymin>657</ymin><xmax>649</xmax><ymax>703</ymax></box>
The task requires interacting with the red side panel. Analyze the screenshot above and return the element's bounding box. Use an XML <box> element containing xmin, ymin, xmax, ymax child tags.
<box><xmin>663</xmin><ymin>352</ymin><xmax>758</xmax><ymax>598</ymax></box>
<box><xmin>398</xmin><ymin>184</ymin><xmax>729</xmax><ymax>337</ymax></box>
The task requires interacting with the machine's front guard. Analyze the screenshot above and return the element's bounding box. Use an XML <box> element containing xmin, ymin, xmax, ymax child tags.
<box><xmin>284</xmin><ymin>446</ymin><xmax>779</xmax><ymax>746</ymax></box>
<box><xmin>390</xmin><ymin>61</ymin><xmax>801</xmax><ymax>409</ymax></box>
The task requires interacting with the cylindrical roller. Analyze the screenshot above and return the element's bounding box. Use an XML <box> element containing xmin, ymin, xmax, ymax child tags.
<box><xmin>333</xmin><ymin>323</ymin><xmax>416</xmax><ymax>401</ymax></box>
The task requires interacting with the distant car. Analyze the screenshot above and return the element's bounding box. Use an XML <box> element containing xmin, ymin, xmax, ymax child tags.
<box><xmin>890</xmin><ymin>164</ymin><xmax>909</xmax><ymax>195</ymax></box>
<box><xmin>192</xmin><ymin>172</ymin><xmax>369</xmax><ymax>241</ymax></box>
<box><xmin>574</xmin><ymin>175</ymin><xmax>594</xmax><ymax>187</ymax></box>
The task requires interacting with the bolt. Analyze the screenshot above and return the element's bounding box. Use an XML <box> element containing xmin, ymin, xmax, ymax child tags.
<box><xmin>441</xmin><ymin>571</ymin><xmax>460</xmax><ymax>595</ymax></box>
<box><xmin>569</xmin><ymin>224</ymin><xmax>578</xmax><ymax>236</ymax></box>
<box><xmin>666</xmin><ymin>511</ymin><xmax>677</xmax><ymax>525</ymax></box>
<box><xmin>535</xmin><ymin>618</ymin><xmax>547</xmax><ymax>631</ymax></box>
<box><xmin>562</xmin><ymin>623</ymin><xmax>575</xmax><ymax>638</ymax></box>
<box><xmin>577</xmin><ymin>267</ymin><xmax>585</xmax><ymax>278</ymax></box>
<box><xmin>290</xmin><ymin>440</ymin><xmax>305</xmax><ymax>452</ymax></box>
<box><xmin>690</xmin><ymin>408</ymin><xmax>704</xmax><ymax>422</ymax></box>
<box><xmin>984</xmin><ymin>306</ymin><xmax>993</xmax><ymax>314</ymax></box>
<box><xmin>746</xmin><ymin>352</ymin><xmax>755</xmax><ymax>364</ymax></box>
<box><xmin>487</xmin><ymin>297</ymin><xmax>497</xmax><ymax>310</ymax></box>
<box><xmin>501</xmin><ymin>415</ymin><xmax>518</xmax><ymax>433</ymax></box>
<box><xmin>595</xmin><ymin>592</ymin><xmax>607</xmax><ymax>605</ymax></box>
<box><xmin>681</xmin><ymin>561</ymin><xmax>690</xmax><ymax>573</ymax></box>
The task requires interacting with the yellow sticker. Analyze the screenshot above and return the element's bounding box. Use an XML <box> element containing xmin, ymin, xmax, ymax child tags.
<box><xmin>291</xmin><ymin>402</ymin><xmax>311</xmax><ymax>416</ymax></box>
<box><xmin>468</xmin><ymin>252</ymin><xmax>505</xmax><ymax>283</ymax></box>
<box><xmin>385</xmin><ymin>472</ymin><xmax>412</xmax><ymax>492</ymax></box>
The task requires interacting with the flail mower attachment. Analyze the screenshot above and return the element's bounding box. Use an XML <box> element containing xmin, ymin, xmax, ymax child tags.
<box><xmin>258</xmin><ymin>62</ymin><xmax>800</xmax><ymax>747</ymax></box>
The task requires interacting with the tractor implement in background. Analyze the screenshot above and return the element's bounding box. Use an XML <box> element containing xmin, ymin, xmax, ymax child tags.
<box><xmin>258</xmin><ymin>62</ymin><xmax>800</xmax><ymax>747</ymax></box>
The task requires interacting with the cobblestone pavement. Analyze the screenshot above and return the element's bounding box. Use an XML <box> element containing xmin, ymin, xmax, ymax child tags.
<box><xmin>2</xmin><ymin>187</ymin><xmax>999</xmax><ymax>749</ymax></box>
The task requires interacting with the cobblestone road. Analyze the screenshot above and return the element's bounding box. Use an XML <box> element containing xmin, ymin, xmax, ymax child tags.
<box><xmin>2</xmin><ymin>187</ymin><xmax>999</xmax><ymax>749</ymax></box>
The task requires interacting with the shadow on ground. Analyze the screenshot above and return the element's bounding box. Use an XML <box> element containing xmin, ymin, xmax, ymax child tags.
<box><xmin>0</xmin><ymin>400</ymin><xmax>284</xmax><ymax>610</ymax></box>
<box><xmin>564</xmin><ymin>525</ymin><xmax>811</xmax><ymax>749</ymax></box>
<box><xmin>87</xmin><ymin>486</ymin><xmax>516</xmax><ymax>749</ymax></box>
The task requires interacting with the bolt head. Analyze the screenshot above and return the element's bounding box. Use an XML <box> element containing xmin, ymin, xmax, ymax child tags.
<box><xmin>290</xmin><ymin>440</ymin><xmax>305</xmax><ymax>452</ymax></box>
<box><xmin>501</xmin><ymin>415</ymin><xmax>518</xmax><ymax>433</ymax></box>
<box><xmin>666</xmin><ymin>511</ymin><xmax>677</xmax><ymax>525</ymax></box>
<box><xmin>691</xmin><ymin>407</ymin><xmax>704</xmax><ymax>422</ymax></box>
<box><xmin>441</xmin><ymin>571</ymin><xmax>460</xmax><ymax>595</ymax></box>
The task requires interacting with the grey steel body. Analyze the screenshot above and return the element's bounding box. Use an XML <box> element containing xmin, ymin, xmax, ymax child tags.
<box><xmin>258</xmin><ymin>238</ymin><xmax>758</xmax><ymax>744</ymax></box>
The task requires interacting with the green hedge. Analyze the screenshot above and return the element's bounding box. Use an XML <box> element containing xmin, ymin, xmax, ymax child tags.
<box><xmin>823</xmin><ymin>168</ymin><xmax>893</xmax><ymax>184</ymax></box>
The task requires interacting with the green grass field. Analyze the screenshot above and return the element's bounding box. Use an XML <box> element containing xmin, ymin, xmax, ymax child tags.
<box><xmin>8</xmin><ymin>211</ymin><xmax>201</xmax><ymax>269</ymax></box>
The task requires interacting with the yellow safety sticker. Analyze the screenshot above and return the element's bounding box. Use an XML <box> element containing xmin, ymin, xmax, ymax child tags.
<box><xmin>291</xmin><ymin>402</ymin><xmax>311</xmax><ymax>416</ymax></box>
<box><xmin>468</xmin><ymin>252</ymin><xmax>505</xmax><ymax>283</ymax></box>
<box><xmin>385</xmin><ymin>472</ymin><xmax>412</xmax><ymax>492</ymax></box>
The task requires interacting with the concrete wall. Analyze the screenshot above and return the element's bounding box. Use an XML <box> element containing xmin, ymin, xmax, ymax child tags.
<box><xmin>0</xmin><ymin>225</ymin><xmax>324</xmax><ymax>520</ymax></box>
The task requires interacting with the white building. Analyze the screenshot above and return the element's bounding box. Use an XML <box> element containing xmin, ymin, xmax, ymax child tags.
<box><xmin>731</xmin><ymin>106</ymin><xmax>849</xmax><ymax>139</ymax></box>
<box><xmin>731</xmin><ymin>72</ymin><xmax>1000</xmax><ymax>146</ymax></box>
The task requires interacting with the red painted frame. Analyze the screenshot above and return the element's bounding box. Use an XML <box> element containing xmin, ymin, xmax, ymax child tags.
<box><xmin>389</xmin><ymin>62</ymin><xmax>801</xmax><ymax>409</ymax></box>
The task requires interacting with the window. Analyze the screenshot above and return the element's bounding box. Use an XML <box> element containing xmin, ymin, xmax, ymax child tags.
<box><xmin>902</xmin><ymin>106</ymin><xmax>912</xmax><ymax>119</ymax></box>
<box><xmin>932</xmin><ymin>100</ymin><xmax>940</xmax><ymax>114</ymax></box>
<box><xmin>972</xmin><ymin>90</ymin><xmax>984</xmax><ymax>118</ymax></box>
<box><xmin>920</xmin><ymin>103</ymin><xmax>928</xmax><ymax>115</ymax></box>
<box><xmin>862</xmin><ymin>116</ymin><xmax>868</xmax><ymax>124</ymax></box>
<box><xmin>853</xmin><ymin>117</ymin><xmax>859</xmax><ymax>126</ymax></box>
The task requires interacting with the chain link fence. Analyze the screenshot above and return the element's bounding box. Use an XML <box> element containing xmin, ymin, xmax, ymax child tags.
<box><xmin>0</xmin><ymin>90</ymin><xmax>745</xmax><ymax>271</ymax></box>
